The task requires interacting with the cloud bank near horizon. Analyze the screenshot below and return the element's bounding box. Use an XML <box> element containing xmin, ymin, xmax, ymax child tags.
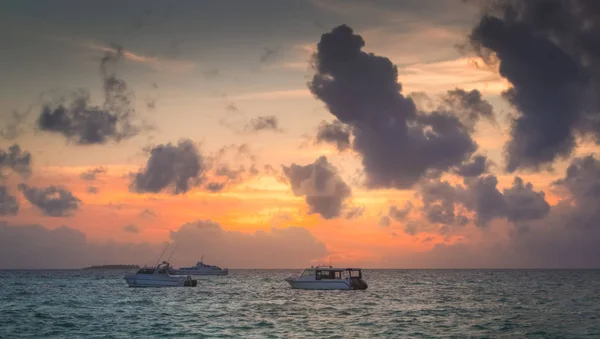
<box><xmin>0</xmin><ymin>221</ymin><xmax>328</xmax><ymax>269</ymax></box>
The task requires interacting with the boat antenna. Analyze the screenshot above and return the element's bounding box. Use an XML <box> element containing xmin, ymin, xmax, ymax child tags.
<box><xmin>154</xmin><ymin>243</ymin><xmax>170</xmax><ymax>267</ymax></box>
<box><xmin>167</xmin><ymin>243</ymin><xmax>180</xmax><ymax>262</ymax></box>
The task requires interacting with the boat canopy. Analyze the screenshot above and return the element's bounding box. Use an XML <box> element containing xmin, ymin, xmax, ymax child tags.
<box><xmin>301</xmin><ymin>266</ymin><xmax>363</xmax><ymax>279</ymax></box>
<box><xmin>311</xmin><ymin>266</ymin><xmax>362</xmax><ymax>271</ymax></box>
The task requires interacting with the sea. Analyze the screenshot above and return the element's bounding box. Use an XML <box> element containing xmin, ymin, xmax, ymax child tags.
<box><xmin>1</xmin><ymin>269</ymin><xmax>599</xmax><ymax>338</ymax></box>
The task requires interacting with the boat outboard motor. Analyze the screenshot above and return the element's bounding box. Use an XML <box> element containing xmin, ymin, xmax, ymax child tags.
<box><xmin>350</xmin><ymin>278</ymin><xmax>368</xmax><ymax>290</ymax></box>
<box><xmin>183</xmin><ymin>276</ymin><xmax>198</xmax><ymax>287</ymax></box>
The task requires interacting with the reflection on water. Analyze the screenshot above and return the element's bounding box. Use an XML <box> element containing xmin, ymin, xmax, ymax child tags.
<box><xmin>1</xmin><ymin>269</ymin><xmax>599</xmax><ymax>337</ymax></box>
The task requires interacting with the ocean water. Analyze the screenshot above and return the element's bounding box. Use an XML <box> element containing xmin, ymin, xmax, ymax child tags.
<box><xmin>1</xmin><ymin>270</ymin><xmax>599</xmax><ymax>338</ymax></box>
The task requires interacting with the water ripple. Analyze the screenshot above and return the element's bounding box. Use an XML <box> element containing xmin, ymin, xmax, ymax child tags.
<box><xmin>0</xmin><ymin>269</ymin><xmax>599</xmax><ymax>337</ymax></box>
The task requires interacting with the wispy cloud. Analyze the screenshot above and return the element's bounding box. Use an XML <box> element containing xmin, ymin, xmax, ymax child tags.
<box><xmin>268</xmin><ymin>61</ymin><xmax>310</xmax><ymax>70</ymax></box>
<box><xmin>398</xmin><ymin>57</ymin><xmax>510</xmax><ymax>95</ymax></box>
<box><xmin>294</xmin><ymin>43</ymin><xmax>317</xmax><ymax>54</ymax></box>
<box><xmin>232</xmin><ymin>89</ymin><xmax>311</xmax><ymax>101</ymax></box>
<box><xmin>262</xmin><ymin>43</ymin><xmax>315</xmax><ymax>71</ymax></box>
<box><xmin>47</xmin><ymin>35</ymin><xmax>196</xmax><ymax>73</ymax></box>
<box><xmin>234</xmin><ymin>57</ymin><xmax>507</xmax><ymax>101</ymax></box>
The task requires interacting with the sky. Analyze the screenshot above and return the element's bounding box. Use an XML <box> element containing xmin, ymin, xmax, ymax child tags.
<box><xmin>1</xmin><ymin>0</ymin><xmax>600</xmax><ymax>269</ymax></box>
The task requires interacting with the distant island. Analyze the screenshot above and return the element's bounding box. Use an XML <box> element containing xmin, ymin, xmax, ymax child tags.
<box><xmin>82</xmin><ymin>264</ymin><xmax>140</xmax><ymax>270</ymax></box>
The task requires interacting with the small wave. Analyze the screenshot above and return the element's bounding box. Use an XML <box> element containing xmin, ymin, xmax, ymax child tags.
<box><xmin>255</xmin><ymin>320</ymin><xmax>275</xmax><ymax>328</ymax></box>
<box><xmin>34</xmin><ymin>312</ymin><xmax>52</xmax><ymax>319</ymax></box>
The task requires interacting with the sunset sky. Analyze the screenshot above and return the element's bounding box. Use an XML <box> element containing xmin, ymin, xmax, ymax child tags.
<box><xmin>1</xmin><ymin>0</ymin><xmax>600</xmax><ymax>268</ymax></box>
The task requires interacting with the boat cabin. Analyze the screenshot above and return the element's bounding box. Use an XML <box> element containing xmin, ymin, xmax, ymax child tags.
<box><xmin>301</xmin><ymin>266</ymin><xmax>363</xmax><ymax>280</ymax></box>
<box><xmin>179</xmin><ymin>261</ymin><xmax>219</xmax><ymax>270</ymax></box>
<box><xmin>136</xmin><ymin>268</ymin><xmax>155</xmax><ymax>274</ymax></box>
<box><xmin>136</xmin><ymin>262</ymin><xmax>171</xmax><ymax>275</ymax></box>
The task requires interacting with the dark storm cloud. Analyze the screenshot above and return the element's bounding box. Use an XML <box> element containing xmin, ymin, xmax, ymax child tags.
<box><xmin>400</xmin><ymin>155</ymin><xmax>600</xmax><ymax>268</ymax></box>
<box><xmin>548</xmin><ymin>156</ymin><xmax>600</xmax><ymax>243</ymax></box>
<box><xmin>419</xmin><ymin>174</ymin><xmax>550</xmax><ymax>227</ymax></box>
<box><xmin>464</xmin><ymin>175</ymin><xmax>551</xmax><ymax>226</ymax></box>
<box><xmin>460</xmin><ymin>175</ymin><xmax>506</xmax><ymax>226</ymax></box>
<box><xmin>509</xmin><ymin>154</ymin><xmax>600</xmax><ymax>267</ymax></box>
<box><xmin>129</xmin><ymin>139</ymin><xmax>206</xmax><ymax>195</ymax></box>
<box><xmin>0</xmin><ymin>186</ymin><xmax>19</xmax><ymax>216</ymax></box>
<box><xmin>80</xmin><ymin>167</ymin><xmax>106</xmax><ymax>181</ymax></box>
<box><xmin>469</xmin><ymin>0</ymin><xmax>600</xmax><ymax>172</ymax></box>
<box><xmin>0</xmin><ymin>144</ymin><xmax>32</xmax><ymax>178</ymax></box>
<box><xmin>444</xmin><ymin>88</ymin><xmax>495</xmax><ymax>129</ymax></box>
<box><xmin>309</xmin><ymin>25</ymin><xmax>478</xmax><ymax>189</ymax></box>
<box><xmin>419</xmin><ymin>180</ymin><xmax>468</xmax><ymax>226</ymax></box>
<box><xmin>37</xmin><ymin>45</ymin><xmax>145</xmax><ymax>145</ymax></box>
<box><xmin>315</xmin><ymin>120</ymin><xmax>352</xmax><ymax>151</ymax></box>
<box><xmin>18</xmin><ymin>184</ymin><xmax>81</xmax><ymax>217</ymax></box>
<box><xmin>244</xmin><ymin>115</ymin><xmax>281</xmax><ymax>132</ymax></box>
<box><xmin>455</xmin><ymin>155</ymin><xmax>490</xmax><ymax>177</ymax></box>
<box><xmin>37</xmin><ymin>93</ymin><xmax>138</xmax><ymax>145</ymax></box>
<box><xmin>553</xmin><ymin>155</ymin><xmax>600</xmax><ymax>200</ymax></box>
<box><xmin>87</xmin><ymin>186</ymin><xmax>99</xmax><ymax>194</ymax></box>
<box><xmin>282</xmin><ymin>156</ymin><xmax>352</xmax><ymax>219</ymax></box>
<box><xmin>502</xmin><ymin>177</ymin><xmax>551</xmax><ymax>223</ymax></box>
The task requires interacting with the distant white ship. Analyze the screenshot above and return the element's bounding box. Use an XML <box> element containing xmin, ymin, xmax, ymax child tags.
<box><xmin>169</xmin><ymin>256</ymin><xmax>228</xmax><ymax>276</ymax></box>
<box><xmin>124</xmin><ymin>261</ymin><xmax>197</xmax><ymax>287</ymax></box>
<box><xmin>285</xmin><ymin>266</ymin><xmax>368</xmax><ymax>290</ymax></box>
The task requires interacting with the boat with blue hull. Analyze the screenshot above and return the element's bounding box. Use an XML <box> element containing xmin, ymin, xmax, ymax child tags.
<box><xmin>285</xmin><ymin>266</ymin><xmax>368</xmax><ymax>290</ymax></box>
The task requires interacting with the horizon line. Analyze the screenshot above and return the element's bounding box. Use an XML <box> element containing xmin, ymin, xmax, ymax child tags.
<box><xmin>1</xmin><ymin>267</ymin><xmax>599</xmax><ymax>270</ymax></box>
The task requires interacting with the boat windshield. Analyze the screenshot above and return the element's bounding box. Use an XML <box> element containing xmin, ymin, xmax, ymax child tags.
<box><xmin>301</xmin><ymin>269</ymin><xmax>315</xmax><ymax>277</ymax></box>
<box><xmin>137</xmin><ymin>268</ymin><xmax>155</xmax><ymax>274</ymax></box>
<box><xmin>316</xmin><ymin>270</ymin><xmax>339</xmax><ymax>280</ymax></box>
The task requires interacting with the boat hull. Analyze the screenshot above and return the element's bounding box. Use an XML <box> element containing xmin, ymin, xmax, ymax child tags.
<box><xmin>286</xmin><ymin>279</ymin><xmax>363</xmax><ymax>290</ymax></box>
<box><xmin>124</xmin><ymin>275</ymin><xmax>195</xmax><ymax>287</ymax></box>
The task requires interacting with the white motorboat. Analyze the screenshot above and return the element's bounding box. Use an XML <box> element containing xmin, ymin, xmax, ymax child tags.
<box><xmin>285</xmin><ymin>266</ymin><xmax>368</xmax><ymax>290</ymax></box>
<box><xmin>124</xmin><ymin>261</ymin><xmax>197</xmax><ymax>287</ymax></box>
<box><xmin>169</xmin><ymin>256</ymin><xmax>228</xmax><ymax>276</ymax></box>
